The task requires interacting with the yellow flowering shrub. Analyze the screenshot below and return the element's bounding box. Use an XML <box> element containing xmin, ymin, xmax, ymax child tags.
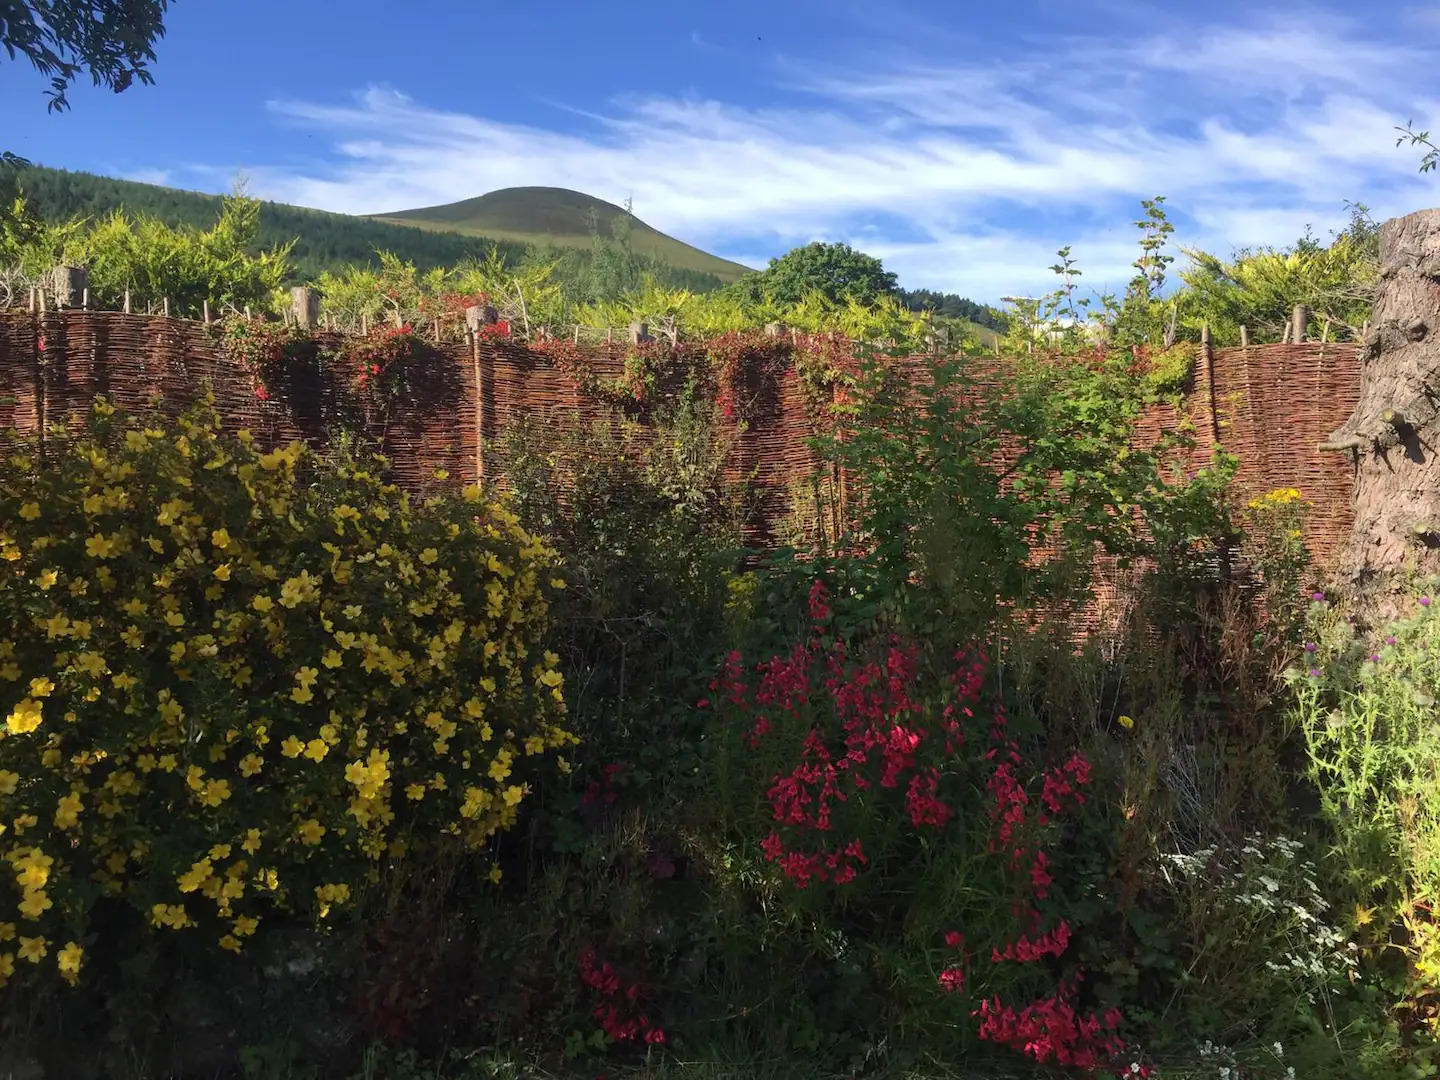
<box><xmin>0</xmin><ymin>400</ymin><xmax>574</xmax><ymax>987</ymax></box>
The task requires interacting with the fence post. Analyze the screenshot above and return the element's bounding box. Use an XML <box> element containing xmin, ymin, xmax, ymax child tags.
<box><xmin>1291</xmin><ymin>304</ymin><xmax>1308</xmax><ymax>343</ymax></box>
<box><xmin>54</xmin><ymin>266</ymin><xmax>88</xmax><ymax>309</ymax></box>
<box><xmin>464</xmin><ymin>305</ymin><xmax>492</xmax><ymax>490</ymax></box>
<box><xmin>629</xmin><ymin>321</ymin><xmax>651</xmax><ymax>344</ymax></box>
<box><xmin>465</xmin><ymin>304</ymin><xmax>498</xmax><ymax>334</ymax></box>
<box><xmin>1239</xmin><ymin>325</ymin><xmax>1248</xmax><ymax>348</ymax></box>
<box><xmin>291</xmin><ymin>287</ymin><xmax>319</xmax><ymax>330</ymax></box>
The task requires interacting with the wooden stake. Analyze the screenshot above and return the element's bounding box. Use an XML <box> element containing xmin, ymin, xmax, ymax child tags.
<box><xmin>162</xmin><ymin>297</ymin><xmax>170</xmax><ymax>318</ymax></box>
<box><xmin>27</xmin><ymin>287</ymin><xmax>35</xmax><ymax>313</ymax></box>
<box><xmin>244</xmin><ymin>305</ymin><xmax>252</xmax><ymax>323</ymax></box>
<box><xmin>124</xmin><ymin>290</ymin><xmax>132</xmax><ymax>314</ymax></box>
<box><xmin>81</xmin><ymin>288</ymin><xmax>89</xmax><ymax>311</ymax></box>
<box><xmin>203</xmin><ymin>300</ymin><xmax>211</xmax><ymax>325</ymax></box>
<box><xmin>1291</xmin><ymin>303</ymin><xmax>1308</xmax><ymax>343</ymax></box>
<box><xmin>360</xmin><ymin>313</ymin><xmax>368</xmax><ymax>336</ymax></box>
<box><xmin>472</xmin><ymin>332</ymin><xmax>486</xmax><ymax>489</ymax></box>
<box><xmin>1239</xmin><ymin>325</ymin><xmax>1249</xmax><ymax>348</ymax></box>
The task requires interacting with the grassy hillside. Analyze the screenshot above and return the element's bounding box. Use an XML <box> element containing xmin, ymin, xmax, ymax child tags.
<box><xmin>13</xmin><ymin>167</ymin><xmax>732</xmax><ymax>292</ymax></box>
<box><xmin>376</xmin><ymin>187</ymin><xmax>752</xmax><ymax>283</ymax></box>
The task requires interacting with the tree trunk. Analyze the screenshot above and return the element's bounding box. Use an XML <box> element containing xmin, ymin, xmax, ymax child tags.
<box><xmin>1332</xmin><ymin>208</ymin><xmax>1440</xmax><ymax>604</ymax></box>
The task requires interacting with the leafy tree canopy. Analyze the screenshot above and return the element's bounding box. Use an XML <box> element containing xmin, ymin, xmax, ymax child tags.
<box><xmin>734</xmin><ymin>241</ymin><xmax>899</xmax><ymax>308</ymax></box>
<box><xmin>2</xmin><ymin>0</ymin><xmax>170</xmax><ymax>111</ymax></box>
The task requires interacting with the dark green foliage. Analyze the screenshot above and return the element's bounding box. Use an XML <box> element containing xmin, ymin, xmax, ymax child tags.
<box><xmin>898</xmin><ymin>286</ymin><xmax>1009</xmax><ymax>331</ymax></box>
<box><xmin>1</xmin><ymin>0</ymin><xmax>170</xmax><ymax>111</ymax></box>
<box><xmin>731</xmin><ymin>241</ymin><xmax>899</xmax><ymax>307</ymax></box>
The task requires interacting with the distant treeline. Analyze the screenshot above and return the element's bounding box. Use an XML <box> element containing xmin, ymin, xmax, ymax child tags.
<box><xmin>14</xmin><ymin>166</ymin><xmax>729</xmax><ymax>294</ymax></box>
<box><xmin>898</xmin><ymin>288</ymin><xmax>1008</xmax><ymax>332</ymax></box>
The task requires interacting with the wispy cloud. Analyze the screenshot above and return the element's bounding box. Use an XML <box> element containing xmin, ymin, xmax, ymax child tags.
<box><xmin>235</xmin><ymin>7</ymin><xmax>1440</xmax><ymax>301</ymax></box>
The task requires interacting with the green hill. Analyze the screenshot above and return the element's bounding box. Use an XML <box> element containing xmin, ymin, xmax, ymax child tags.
<box><xmin>375</xmin><ymin>187</ymin><xmax>752</xmax><ymax>283</ymax></box>
<box><xmin>12</xmin><ymin>166</ymin><xmax>737</xmax><ymax>291</ymax></box>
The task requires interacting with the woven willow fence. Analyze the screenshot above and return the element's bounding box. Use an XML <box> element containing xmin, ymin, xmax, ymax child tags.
<box><xmin>0</xmin><ymin>311</ymin><xmax>1361</xmax><ymax>589</ymax></box>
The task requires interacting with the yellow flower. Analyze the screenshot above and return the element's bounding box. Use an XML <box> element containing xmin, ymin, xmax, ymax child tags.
<box><xmin>218</xmin><ymin>934</ymin><xmax>242</xmax><ymax>954</ymax></box>
<box><xmin>5</xmin><ymin>699</ymin><xmax>42</xmax><ymax>735</ymax></box>
<box><xmin>84</xmin><ymin>534</ymin><xmax>117</xmax><ymax>559</ymax></box>
<box><xmin>18</xmin><ymin>503</ymin><xmax>40</xmax><ymax>521</ymax></box>
<box><xmin>35</xmin><ymin>569</ymin><xmax>57</xmax><ymax>591</ymax></box>
<box><xmin>233</xmin><ymin>914</ymin><xmax>259</xmax><ymax>937</ymax></box>
<box><xmin>252</xmin><ymin>595</ymin><xmax>274</xmax><ymax>613</ymax></box>
<box><xmin>321</xmin><ymin>650</ymin><xmax>343</xmax><ymax>669</ymax></box>
<box><xmin>28</xmin><ymin>677</ymin><xmax>54</xmax><ymax>699</ymax></box>
<box><xmin>213</xmin><ymin>563</ymin><xmax>232</xmax><ymax>581</ymax></box>
<box><xmin>405</xmin><ymin>783</ymin><xmax>426</xmax><ymax>801</ymax></box>
<box><xmin>211</xmin><ymin>528</ymin><xmax>232</xmax><ymax>549</ymax></box>
<box><xmin>303</xmin><ymin>739</ymin><xmax>328</xmax><ymax>762</ymax></box>
<box><xmin>164</xmin><ymin>611</ymin><xmax>185</xmax><ymax>628</ymax></box>
<box><xmin>18</xmin><ymin>889</ymin><xmax>51</xmax><ymax>919</ymax></box>
<box><xmin>53</xmin><ymin>793</ymin><xmax>83</xmax><ymax>830</ymax></box>
<box><xmin>488</xmin><ymin>865</ymin><xmax>503</xmax><ymax>884</ymax></box>
<box><xmin>56</xmin><ymin>941</ymin><xmax>82</xmax><ymax>983</ymax></box>
<box><xmin>177</xmin><ymin>859</ymin><xmax>213</xmax><ymax>893</ymax></box>
<box><xmin>488</xmin><ymin>753</ymin><xmax>512</xmax><ymax>783</ymax></box>
<box><xmin>241</xmin><ymin>828</ymin><xmax>262</xmax><ymax>855</ymax></box>
<box><xmin>239</xmin><ymin>753</ymin><xmax>264</xmax><ymax>777</ymax></box>
<box><xmin>291</xmin><ymin>684</ymin><xmax>315</xmax><ymax>704</ymax></box>
<box><xmin>198</xmin><ymin>780</ymin><xmax>231</xmax><ymax>808</ymax></box>
<box><xmin>296</xmin><ymin>819</ymin><xmax>325</xmax><ymax>846</ymax></box>
<box><xmin>419</xmin><ymin>548</ymin><xmax>439</xmax><ymax>565</ymax></box>
<box><xmin>17</xmin><ymin>936</ymin><xmax>46</xmax><ymax>963</ymax></box>
<box><xmin>0</xmin><ymin>772</ymin><xmax>16</xmax><ymax>796</ymax></box>
<box><xmin>1117</xmin><ymin>715</ymin><xmax>1135</xmax><ymax>730</ymax></box>
<box><xmin>502</xmin><ymin>785</ymin><xmax>524</xmax><ymax>807</ymax></box>
<box><xmin>280</xmin><ymin>735</ymin><xmax>305</xmax><ymax>758</ymax></box>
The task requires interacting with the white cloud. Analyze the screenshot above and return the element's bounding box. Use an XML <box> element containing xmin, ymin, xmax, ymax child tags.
<box><xmin>233</xmin><ymin>8</ymin><xmax>1440</xmax><ymax>302</ymax></box>
<box><xmin>123</xmin><ymin>167</ymin><xmax>173</xmax><ymax>187</ymax></box>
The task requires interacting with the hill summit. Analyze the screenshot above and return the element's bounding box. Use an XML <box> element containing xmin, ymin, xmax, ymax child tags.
<box><xmin>372</xmin><ymin>187</ymin><xmax>751</xmax><ymax>282</ymax></box>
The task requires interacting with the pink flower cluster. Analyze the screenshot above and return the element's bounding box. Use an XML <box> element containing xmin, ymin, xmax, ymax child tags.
<box><xmin>975</xmin><ymin>985</ymin><xmax>1124</xmax><ymax>1071</ymax></box>
<box><xmin>580</xmin><ymin>762</ymin><xmax>624</xmax><ymax>810</ymax></box>
<box><xmin>578</xmin><ymin>947</ymin><xmax>666</xmax><ymax>1046</ymax></box>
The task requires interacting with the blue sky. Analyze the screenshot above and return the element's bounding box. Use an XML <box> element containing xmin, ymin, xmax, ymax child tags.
<box><xmin>5</xmin><ymin>0</ymin><xmax>1440</xmax><ymax>302</ymax></box>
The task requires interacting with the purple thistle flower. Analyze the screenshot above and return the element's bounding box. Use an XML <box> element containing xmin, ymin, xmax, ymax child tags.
<box><xmin>1371</xmin><ymin>653</ymin><xmax>1381</xmax><ymax>662</ymax></box>
<box><xmin>1423</xmin><ymin>596</ymin><xmax>1433</xmax><ymax>608</ymax></box>
<box><xmin>1304</xmin><ymin>642</ymin><xmax>1317</xmax><ymax>653</ymax></box>
<box><xmin>1387</xmin><ymin>636</ymin><xmax>1398</xmax><ymax>646</ymax></box>
<box><xmin>1309</xmin><ymin>668</ymin><xmax>1324</xmax><ymax>678</ymax></box>
<box><xmin>1311</xmin><ymin>591</ymin><xmax>1326</xmax><ymax>602</ymax></box>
